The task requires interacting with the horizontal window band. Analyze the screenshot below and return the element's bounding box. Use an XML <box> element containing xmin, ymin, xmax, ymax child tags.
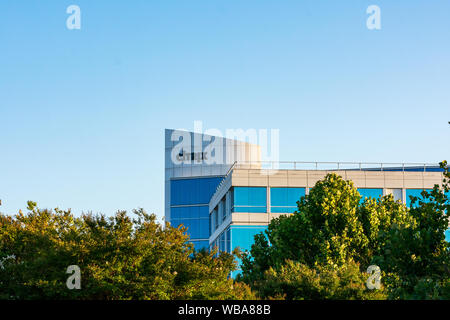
<box><xmin>170</xmin><ymin>218</ymin><xmax>210</xmax><ymax>221</ymax></box>
<box><xmin>170</xmin><ymin>204</ymin><xmax>209</xmax><ymax>208</ymax></box>
<box><xmin>270</xmin><ymin>206</ymin><xmax>297</xmax><ymax>208</ymax></box>
<box><xmin>169</xmin><ymin>175</ymin><xmax>225</xmax><ymax>180</ymax></box>
<box><xmin>232</xmin><ymin>205</ymin><xmax>266</xmax><ymax>208</ymax></box>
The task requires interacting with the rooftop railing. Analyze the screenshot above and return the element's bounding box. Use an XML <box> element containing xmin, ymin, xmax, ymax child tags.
<box><xmin>232</xmin><ymin>161</ymin><xmax>440</xmax><ymax>171</ymax></box>
<box><xmin>210</xmin><ymin>161</ymin><xmax>441</xmax><ymax>202</ymax></box>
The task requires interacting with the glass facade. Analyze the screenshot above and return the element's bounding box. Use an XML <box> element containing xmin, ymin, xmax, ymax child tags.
<box><xmin>170</xmin><ymin>215</ymin><xmax>210</xmax><ymax>239</ymax></box>
<box><xmin>387</xmin><ymin>188</ymin><xmax>403</xmax><ymax>202</ymax></box>
<box><xmin>210</xmin><ymin>185</ymin><xmax>450</xmax><ymax>278</ymax></box>
<box><xmin>358</xmin><ymin>188</ymin><xmax>383</xmax><ymax>202</ymax></box>
<box><xmin>231</xmin><ymin>225</ymin><xmax>267</xmax><ymax>252</ymax></box>
<box><xmin>210</xmin><ymin>227</ymin><xmax>231</xmax><ymax>254</ymax></box>
<box><xmin>210</xmin><ymin>191</ymin><xmax>232</xmax><ymax>235</ymax></box>
<box><xmin>405</xmin><ymin>189</ymin><xmax>433</xmax><ymax>207</ymax></box>
<box><xmin>230</xmin><ymin>225</ymin><xmax>268</xmax><ymax>277</ymax></box>
<box><xmin>171</xmin><ymin>205</ymin><xmax>209</xmax><ymax>220</ymax></box>
<box><xmin>170</xmin><ymin>177</ymin><xmax>223</xmax><ymax>250</ymax></box>
<box><xmin>191</xmin><ymin>240</ymin><xmax>210</xmax><ymax>251</ymax></box>
<box><xmin>270</xmin><ymin>187</ymin><xmax>305</xmax><ymax>213</ymax></box>
<box><xmin>232</xmin><ymin>187</ymin><xmax>267</xmax><ymax>213</ymax></box>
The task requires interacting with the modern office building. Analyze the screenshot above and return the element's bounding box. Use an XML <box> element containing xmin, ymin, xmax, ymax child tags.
<box><xmin>165</xmin><ymin>129</ymin><xmax>450</xmax><ymax>274</ymax></box>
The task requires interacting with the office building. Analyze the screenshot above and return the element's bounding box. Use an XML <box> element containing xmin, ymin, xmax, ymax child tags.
<box><xmin>165</xmin><ymin>129</ymin><xmax>450</xmax><ymax>274</ymax></box>
<box><xmin>165</xmin><ymin>128</ymin><xmax>260</xmax><ymax>250</ymax></box>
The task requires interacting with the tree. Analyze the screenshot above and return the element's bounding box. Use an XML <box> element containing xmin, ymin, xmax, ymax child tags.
<box><xmin>240</xmin><ymin>174</ymin><xmax>411</xmax><ymax>278</ymax></box>
<box><xmin>0</xmin><ymin>202</ymin><xmax>254</xmax><ymax>300</ymax></box>
<box><xmin>374</xmin><ymin>162</ymin><xmax>450</xmax><ymax>299</ymax></box>
<box><xmin>256</xmin><ymin>259</ymin><xmax>387</xmax><ymax>300</ymax></box>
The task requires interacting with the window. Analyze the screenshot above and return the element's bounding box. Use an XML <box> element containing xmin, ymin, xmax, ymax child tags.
<box><xmin>386</xmin><ymin>188</ymin><xmax>403</xmax><ymax>202</ymax></box>
<box><xmin>230</xmin><ymin>225</ymin><xmax>267</xmax><ymax>253</ymax></box>
<box><xmin>191</xmin><ymin>240</ymin><xmax>209</xmax><ymax>251</ymax></box>
<box><xmin>219</xmin><ymin>198</ymin><xmax>225</xmax><ymax>222</ymax></box>
<box><xmin>230</xmin><ymin>225</ymin><xmax>268</xmax><ymax>278</ymax></box>
<box><xmin>210</xmin><ymin>208</ymin><xmax>217</xmax><ymax>236</ymax></box>
<box><xmin>170</xmin><ymin>177</ymin><xmax>223</xmax><ymax>206</ymax></box>
<box><xmin>270</xmin><ymin>187</ymin><xmax>305</xmax><ymax>213</ymax></box>
<box><xmin>171</xmin><ymin>206</ymin><xmax>209</xmax><ymax>220</ymax></box>
<box><xmin>170</xmin><ymin>177</ymin><xmax>223</xmax><ymax>246</ymax></box>
<box><xmin>171</xmin><ymin>218</ymin><xmax>209</xmax><ymax>239</ymax></box>
<box><xmin>232</xmin><ymin>187</ymin><xmax>267</xmax><ymax>213</ymax></box>
<box><xmin>214</xmin><ymin>208</ymin><xmax>219</xmax><ymax>230</ymax></box>
<box><xmin>226</xmin><ymin>227</ymin><xmax>231</xmax><ymax>253</ymax></box>
<box><xmin>219</xmin><ymin>231</ymin><xmax>226</xmax><ymax>252</ymax></box>
<box><xmin>222</xmin><ymin>197</ymin><xmax>229</xmax><ymax>222</ymax></box>
<box><xmin>170</xmin><ymin>206</ymin><xmax>209</xmax><ymax>240</ymax></box>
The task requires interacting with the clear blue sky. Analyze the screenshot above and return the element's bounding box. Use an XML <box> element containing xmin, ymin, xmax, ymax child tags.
<box><xmin>1</xmin><ymin>1</ymin><xmax>449</xmax><ymax>219</ymax></box>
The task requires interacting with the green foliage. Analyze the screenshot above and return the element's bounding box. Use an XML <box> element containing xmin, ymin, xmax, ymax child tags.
<box><xmin>241</xmin><ymin>174</ymin><xmax>412</xmax><ymax>282</ymax></box>
<box><xmin>255</xmin><ymin>259</ymin><xmax>387</xmax><ymax>300</ymax></box>
<box><xmin>0</xmin><ymin>204</ymin><xmax>254</xmax><ymax>300</ymax></box>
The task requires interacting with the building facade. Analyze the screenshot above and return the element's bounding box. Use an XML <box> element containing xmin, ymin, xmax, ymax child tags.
<box><xmin>165</xmin><ymin>129</ymin><xmax>450</xmax><ymax>274</ymax></box>
<box><xmin>164</xmin><ymin>129</ymin><xmax>260</xmax><ymax>250</ymax></box>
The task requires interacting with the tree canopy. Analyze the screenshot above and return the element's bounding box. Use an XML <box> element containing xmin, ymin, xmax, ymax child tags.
<box><xmin>0</xmin><ymin>203</ymin><xmax>254</xmax><ymax>300</ymax></box>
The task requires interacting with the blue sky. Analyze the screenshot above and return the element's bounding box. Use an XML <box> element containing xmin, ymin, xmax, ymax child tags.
<box><xmin>1</xmin><ymin>1</ymin><xmax>449</xmax><ymax>219</ymax></box>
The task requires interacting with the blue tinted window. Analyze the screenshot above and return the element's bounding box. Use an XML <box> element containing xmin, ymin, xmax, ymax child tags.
<box><xmin>230</xmin><ymin>225</ymin><xmax>268</xmax><ymax>277</ymax></box>
<box><xmin>170</xmin><ymin>177</ymin><xmax>223</xmax><ymax>206</ymax></box>
<box><xmin>358</xmin><ymin>188</ymin><xmax>383</xmax><ymax>203</ymax></box>
<box><xmin>270</xmin><ymin>207</ymin><xmax>297</xmax><ymax>213</ymax></box>
<box><xmin>271</xmin><ymin>187</ymin><xmax>305</xmax><ymax>213</ymax></box>
<box><xmin>445</xmin><ymin>230</ymin><xmax>450</xmax><ymax>242</ymax></box>
<box><xmin>231</xmin><ymin>270</ymin><xmax>242</xmax><ymax>278</ymax></box>
<box><xmin>171</xmin><ymin>206</ymin><xmax>209</xmax><ymax>220</ymax></box>
<box><xmin>231</xmin><ymin>225</ymin><xmax>268</xmax><ymax>253</ymax></box>
<box><xmin>171</xmin><ymin>218</ymin><xmax>209</xmax><ymax>239</ymax></box>
<box><xmin>191</xmin><ymin>240</ymin><xmax>209</xmax><ymax>251</ymax></box>
<box><xmin>233</xmin><ymin>187</ymin><xmax>267</xmax><ymax>213</ymax></box>
<box><xmin>219</xmin><ymin>232</ymin><xmax>226</xmax><ymax>252</ymax></box>
<box><xmin>406</xmin><ymin>189</ymin><xmax>433</xmax><ymax>207</ymax></box>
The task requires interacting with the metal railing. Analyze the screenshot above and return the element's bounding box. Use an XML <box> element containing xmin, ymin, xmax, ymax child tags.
<box><xmin>211</xmin><ymin>161</ymin><xmax>237</xmax><ymax>201</ymax></box>
<box><xmin>231</xmin><ymin>161</ymin><xmax>440</xmax><ymax>172</ymax></box>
